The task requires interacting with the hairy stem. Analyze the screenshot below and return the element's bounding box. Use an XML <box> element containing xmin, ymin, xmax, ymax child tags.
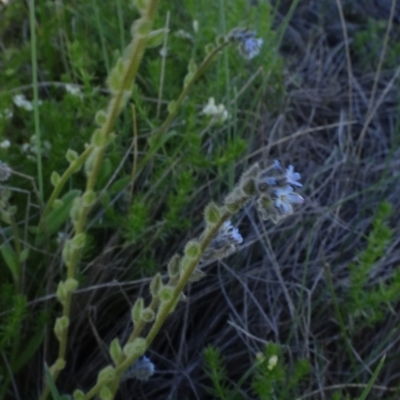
<box><xmin>39</xmin><ymin>2</ymin><xmax>159</xmax><ymax>399</ymax></box>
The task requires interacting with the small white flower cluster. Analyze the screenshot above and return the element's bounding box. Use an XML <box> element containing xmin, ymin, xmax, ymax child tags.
<box><xmin>21</xmin><ymin>135</ymin><xmax>52</xmax><ymax>161</ymax></box>
<box><xmin>0</xmin><ymin>160</ymin><xmax>11</xmax><ymax>181</ymax></box>
<box><xmin>13</xmin><ymin>94</ymin><xmax>42</xmax><ymax>111</ymax></box>
<box><xmin>229</xmin><ymin>28</ymin><xmax>263</xmax><ymax>60</ymax></box>
<box><xmin>122</xmin><ymin>356</ymin><xmax>155</xmax><ymax>381</ymax></box>
<box><xmin>202</xmin><ymin>97</ymin><xmax>229</xmax><ymax>124</ymax></box>
<box><xmin>0</xmin><ymin>140</ymin><xmax>10</xmax><ymax>149</ymax></box>
<box><xmin>202</xmin><ymin>220</ymin><xmax>243</xmax><ymax>261</ymax></box>
<box><xmin>65</xmin><ymin>84</ymin><xmax>83</xmax><ymax>98</ymax></box>
<box><xmin>0</xmin><ymin>109</ymin><xmax>13</xmax><ymax>120</ymax></box>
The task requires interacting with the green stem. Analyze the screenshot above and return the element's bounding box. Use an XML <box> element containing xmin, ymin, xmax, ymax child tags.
<box><xmin>39</xmin><ymin>2</ymin><xmax>160</xmax><ymax>399</ymax></box>
<box><xmin>39</xmin><ymin>144</ymin><xmax>94</xmax><ymax>230</ymax></box>
<box><xmin>153</xmin><ymin>41</ymin><xmax>230</xmax><ymax>141</ymax></box>
<box><xmin>29</xmin><ymin>0</ymin><xmax>43</xmax><ymax>202</ymax></box>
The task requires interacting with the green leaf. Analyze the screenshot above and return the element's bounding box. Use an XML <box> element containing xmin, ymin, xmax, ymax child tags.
<box><xmin>357</xmin><ymin>355</ymin><xmax>385</xmax><ymax>400</ymax></box>
<box><xmin>0</xmin><ymin>243</ymin><xmax>19</xmax><ymax>283</ymax></box>
<box><xmin>146</xmin><ymin>28</ymin><xmax>168</xmax><ymax>48</ymax></box>
<box><xmin>44</xmin><ymin>363</ymin><xmax>62</xmax><ymax>400</ymax></box>
<box><xmin>36</xmin><ymin>189</ymin><xmax>81</xmax><ymax>245</ymax></box>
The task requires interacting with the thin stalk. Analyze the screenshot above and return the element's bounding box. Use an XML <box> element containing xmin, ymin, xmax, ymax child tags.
<box><xmin>82</xmin><ymin>210</ymin><xmax>232</xmax><ymax>400</ymax></box>
<box><xmin>153</xmin><ymin>41</ymin><xmax>230</xmax><ymax>141</ymax></box>
<box><xmin>29</xmin><ymin>0</ymin><xmax>43</xmax><ymax>202</ymax></box>
<box><xmin>39</xmin><ymin>2</ymin><xmax>160</xmax><ymax>399</ymax></box>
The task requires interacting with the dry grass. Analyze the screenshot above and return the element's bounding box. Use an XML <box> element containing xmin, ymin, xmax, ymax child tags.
<box><xmin>22</xmin><ymin>1</ymin><xmax>400</xmax><ymax>399</ymax></box>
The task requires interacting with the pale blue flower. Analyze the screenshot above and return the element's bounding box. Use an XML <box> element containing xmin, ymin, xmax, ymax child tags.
<box><xmin>274</xmin><ymin>185</ymin><xmax>304</xmax><ymax>213</ymax></box>
<box><xmin>285</xmin><ymin>165</ymin><xmax>302</xmax><ymax>187</ymax></box>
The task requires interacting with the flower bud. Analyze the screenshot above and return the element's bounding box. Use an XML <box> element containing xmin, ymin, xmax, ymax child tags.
<box><xmin>95</xmin><ymin>110</ymin><xmax>107</xmax><ymax>126</ymax></box>
<box><xmin>73</xmin><ymin>390</ymin><xmax>85</xmax><ymax>400</ymax></box>
<box><xmin>82</xmin><ymin>190</ymin><xmax>96</xmax><ymax>207</ymax></box>
<box><xmin>167</xmin><ymin>255</ymin><xmax>180</xmax><ymax>279</ymax></box>
<box><xmin>66</xmin><ymin>148</ymin><xmax>79</xmax><ymax>163</ymax></box>
<box><xmin>204</xmin><ymin>201</ymin><xmax>222</xmax><ymax>225</ymax></box>
<box><xmin>158</xmin><ymin>285</ymin><xmax>174</xmax><ymax>302</ymax></box>
<box><xmin>99</xmin><ymin>386</ymin><xmax>112</xmax><ymax>400</ymax></box>
<box><xmin>150</xmin><ymin>273</ymin><xmax>162</xmax><ymax>298</ymax></box>
<box><xmin>50</xmin><ymin>171</ymin><xmax>61</xmax><ymax>187</ymax></box>
<box><xmin>109</xmin><ymin>338</ymin><xmax>122</xmax><ymax>364</ymax></box>
<box><xmin>141</xmin><ymin>307</ymin><xmax>155</xmax><ymax>322</ymax></box>
<box><xmin>123</xmin><ymin>338</ymin><xmax>147</xmax><ymax>358</ymax></box>
<box><xmin>184</xmin><ymin>240</ymin><xmax>200</xmax><ymax>259</ymax></box>
<box><xmin>131</xmin><ymin>298</ymin><xmax>144</xmax><ymax>324</ymax></box>
<box><xmin>97</xmin><ymin>365</ymin><xmax>116</xmax><ymax>384</ymax></box>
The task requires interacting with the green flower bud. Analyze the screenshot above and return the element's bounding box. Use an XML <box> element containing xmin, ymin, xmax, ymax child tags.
<box><xmin>147</xmin><ymin>29</ymin><xmax>169</xmax><ymax>48</ymax></box>
<box><xmin>167</xmin><ymin>100</ymin><xmax>176</xmax><ymax>114</ymax></box>
<box><xmin>50</xmin><ymin>171</ymin><xmax>61</xmax><ymax>187</ymax></box>
<box><xmin>188</xmin><ymin>58</ymin><xmax>197</xmax><ymax>74</ymax></box>
<box><xmin>141</xmin><ymin>307</ymin><xmax>155</xmax><ymax>322</ymax></box>
<box><xmin>109</xmin><ymin>338</ymin><xmax>122</xmax><ymax>364</ymax></box>
<box><xmin>55</xmin><ymin>358</ymin><xmax>66</xmax><ymax>371</ymax></box>
<box><xmin>73</xmin><ymin>390</ymin><xmax>85</xmax><ymax>400</ymax></box>
<box><xmin>82</xmin><ymin>190</ymin><xmax>96</xmax><ymax>207</ymax></box>
<box><xmin>150</xmin><ymin>273</ymin><xmax>162</xmax><ymax>298</ymax></box>
<box><xmin>159</xmin><ymin>285</ymin><xmax>174</xmax><ymax>302</ymax></box>
<box><xmin>123</xmin><ymin>337</ymin><xmax>147</xmax><ymax>358</ymax></box>
<box><xmin>95</xmin><ymin>110</ymin><xmax>107</xmax><ymax>126</ymax></box>
<box><xmin>62</xmin><ymin>240</ymin><xmax>74</xmax><ymax>268</ymax></box>
<box><xmin>131</xmin><ymin>17</ymin><xmax>151</xmax><ymax>37</ymax></box>
<box><xmin>99</xmin><ymin>386</ymin><xmax>112</xmax><ymax>400</ymax></box>
<box><xmin>131</xmin><ymin>297</ymin><xmax>144</xmax><ymax>324</ymax></box>
<box><xmin>69</xmin><ymin>197</ymin><xmax>82</xmax><ymax>223</ymax></box>
<box><xmin>204</xmin><ymin>201</ymin><xmax>222</xmax><ymax>225</ymax></box>
<box><xmin>66</xmin><ymin>148</ymin><xmax>79</xmax><ymax>163</ymax></box>
<box><xmin>97</xmin><ymin>365</ymin><xmax>116</xmax><ymax>384</ymax></box>
<box><xmin>183</xmin><ymin>71</ymin><xmax>194</xmax><ymax>88</ymax></box>
<box><xmin>91</xmin><ymin>129</ymin><xmax>107</xmax><ymax>147</ymax></box>
<box><xmin>167</xmin><ymin>255</ymin><xmax>181</xmax><ymax>279</ymax></box>
<box><xmin>56</xmin><ymin>281</ymin><xmax>67</xmax><ymax>305</ymax></box>
<box><xmin>205</xmin><ymin>43</ymin><xmax>215</xmax><ymax>54</ymax></box>
<box><xmin>134</xmin><ymin>0</ymin><xmax>148</xmax><ymax>14</ymax></box>
<box><xmin>65</xmin><ymin>278</ymin><xmax>79</xmax><ymax>292</ymax></box>
<box><xmin>72</xmin><ymin>233</ymin><xmax>86</xmax><ymax>249</ymax></box>
<box><xmin>184</xmin><ymin>240</ymin><xmax>201</xmax><ymax>258</ymax></box>
<box><xmin>54</xmin><ymin>316</ymin><xmax>69</xmax><ymax>341</ymax></box>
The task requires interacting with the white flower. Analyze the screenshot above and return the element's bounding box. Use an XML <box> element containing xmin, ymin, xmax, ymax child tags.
<box><xmin>13</xmin><ymin>94</ymin><xmax>33</xmax><ymax>111</ymax></box>
<box><xmin>0</xmin><ymin>140</ymin><xmax>10</xmax><ymax>149</ymax></box>
<box><xmin>274</xmin><ymin>185</ymin><xmax>304</xmax><ymax>213</ymax></box>
<box><xmin>202</xmin><ymin>97</ymin><xmax>218</xmax><ymax>116</ymax></box>
<box><xmin>285</xmin><ymin>165</ymin><xmax>302</xmax><ymax>187</ymax></box>
<box><xmin>0</xmin><ymin>109</ymin><xmax>13</xmax><ymax>120</ymax></box>
<box><xmin>0</xmin><ymin>161</ymin><xmax>11</xmax><ymax>181</ymax></box>
<box><xmin>192</xmin><ymin>20</ymin><xmax>199</xmax><ymax>34</ymax></box>
<box><xmin>267</xmin><ymin>355</ymin><xmax>278</xmax><ymax>371</ymax></box>
<box><xmin>202</xmin><ymin>98</ymin><xmax>229</xmax><ymax>124</ymax></box>
<box><xmin>65</xmin><ymin>84</ymin><xmax>82</xmax><ymax>97</ymax></box>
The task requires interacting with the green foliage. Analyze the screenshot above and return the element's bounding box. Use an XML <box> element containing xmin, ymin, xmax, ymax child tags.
<box><xmin>345</xmin><ymin>201</ymin><xmax>400</xmax><ymax>325</ymax></box>
<box><xmin>203</xmin><ymin>344</ymin><xmax>311</xmax><ymax>400</ymax></box>
<box><xmin>353</xmin><ymin>19</ymin><xmax>400</xmax><ymax>71</ymax></box>
<box><xmin>203</xmin><ymin>345</ymin><xmax>232</xmax><ymax>400</ymax></box>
